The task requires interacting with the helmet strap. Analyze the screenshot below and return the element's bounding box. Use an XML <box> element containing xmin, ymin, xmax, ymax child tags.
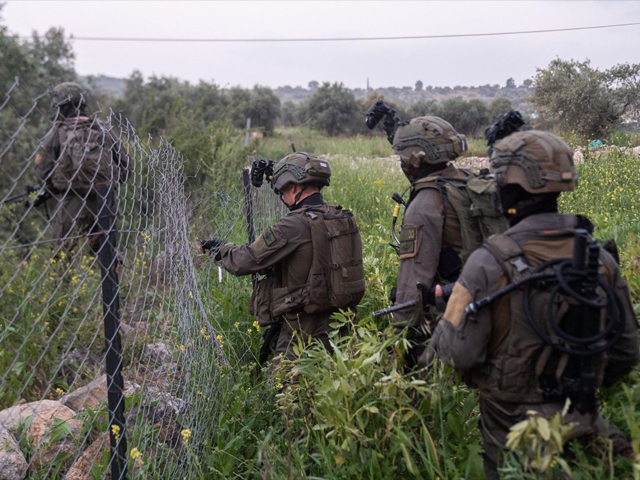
<box><xmin>280</xmin><ymin>184</ymin><xmax>309</xmax><ymax>211</ymax></box>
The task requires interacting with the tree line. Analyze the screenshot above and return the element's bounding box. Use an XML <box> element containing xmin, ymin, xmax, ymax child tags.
<box><xmin>2</xmin><ymin>3</ymin><xmax>640</xmax><ymax>150</ymax></box>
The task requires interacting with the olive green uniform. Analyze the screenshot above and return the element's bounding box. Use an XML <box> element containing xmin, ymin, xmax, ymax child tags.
<box><xmin>218</xmin><ymin>194</ymin><xmax>354</xmax><ymax>367</ymax></box>
<box><xmin>35</xmin><ymin>116</ymin><xmax>127</xmax><ymax>251</ymax></box>
<box><xmin>431</xmin><ymin>213</ymin><xmax>639</xmax><ymax>478</ymax></box>
<box><xmin>392</xmin><ymin>164</ymin><xmax>465</xmax><ymax>330</ymax></box>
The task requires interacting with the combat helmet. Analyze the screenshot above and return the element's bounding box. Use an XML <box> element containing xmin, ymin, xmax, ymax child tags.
<box><xmin>490</xmin><ymin>130</ymin><xmax>577</xmax><ymax>194</ymax></box>
<box><xmin>393</xmin><ymin>116</ymin><xmax>468</xmax><ymax>169</ymax></box>
<box><xmin>270</xmin><ymin>152</ymin><xmax>331</xmax><ymax>195</ymax></box>
<box><xmin>51</xmin><ymin>82</ymin><xmax>87</xmax><ymax>109</ymax></box>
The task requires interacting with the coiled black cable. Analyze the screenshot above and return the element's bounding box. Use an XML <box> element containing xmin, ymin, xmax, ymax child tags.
<box><xmin>523</xmin><ymin>258</ymin><xmax>625</xmax><ymax>356</ymax></box>
<box><xmin>465</xmin><ymin>256</ymin><xmax>625</xmax><ymax>356</ymax></box>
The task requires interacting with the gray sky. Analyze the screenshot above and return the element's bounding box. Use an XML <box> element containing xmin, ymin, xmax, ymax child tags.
<box><xmin>4</xmin><ymin>1</ymin><xmax>640</xmax><ymax>89</ymax></box>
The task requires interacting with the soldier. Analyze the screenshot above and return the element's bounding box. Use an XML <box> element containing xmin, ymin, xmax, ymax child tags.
<box><xmin>35</xmin><ymin>82</ymin><xmax>128</xmax><ymax>253</ymax></box>
<box><xmin>430</xmin><ymin>130</ymin><xmax>639</xmax><ymax>478</ymax></box>
<box><xmin>390</xmin><ymin>116</ymin><xmax>506</xmax><ymax>367</ymax></box>
<box><xmin>202</xmin><ymin>153</ymin><xmax>365</xmax><ymax>369</ymax></box>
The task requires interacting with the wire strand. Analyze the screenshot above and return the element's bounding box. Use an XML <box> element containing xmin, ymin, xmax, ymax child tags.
<box><xmin>19</xmin><ymin>21</ymin><xmax>640</xmax><ymax>43</ymax></box>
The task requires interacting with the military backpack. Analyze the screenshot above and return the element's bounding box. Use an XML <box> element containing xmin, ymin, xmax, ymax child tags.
<box><xmin>259</xmin><ymin>205</ymin><xmax>365</xmax><ymax>322</ymax></box>
<box><xmin>411</xmin><ymin>168</ymin><xmax>509</xmax><ymax>265</ymax></box>
<box><xmin>51</xmin><ymin>118</ymin><xmax>126</xmax><ymax>195</ymax></box>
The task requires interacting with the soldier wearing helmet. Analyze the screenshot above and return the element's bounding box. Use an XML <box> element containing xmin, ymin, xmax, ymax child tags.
<box><xmin>390</xmin><ymin>116</ymin><xmax>471</xmax><ymax>366</ymax></box>
<box><xmin>431</xmin><ymin>131</ymin><xmax>639</xmax><ymax>478</ymax></box>
<box><xmin>202</xmin><ymin>153</ymin><xmax>365</xmax><ymax>371</ymax></box>
<box><xmin>35</xmin><ymin>82</ymin><xmax>129</xmax><ymax>253</ymax></box>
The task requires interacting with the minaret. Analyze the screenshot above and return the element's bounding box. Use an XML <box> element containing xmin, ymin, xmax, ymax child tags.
<box><xmin>367</xmin><ymin>77</ymin><xmax>370</xmax><ymax>92</ymax></box>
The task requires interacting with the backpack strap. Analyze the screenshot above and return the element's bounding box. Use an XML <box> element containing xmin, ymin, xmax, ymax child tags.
<box><xmin>482</xmin><ymin>234</ymin><xmax>531</xmax><ymax>281</ymax></box>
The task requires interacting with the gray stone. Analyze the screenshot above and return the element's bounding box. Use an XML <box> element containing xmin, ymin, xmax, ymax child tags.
<box><xmin>0</xmin><ymin>426</ymin><xmax>27</xmax><ymax>480</ymax></box>
<box><xmin>65</xmin><ymin>433</ymin><xmax>110</xmax><ymax>480</ymax></box>
<box><xmin>0</xmin><ymin>400</ymin><xmax>82</xmax><ymax>470</ymax></box>
<box><xmin>60</xmin><ymin>375</ymin><xmax>139</xmax><ymax>412</ymax></box>
<box><xmin>143</xmin><ymin>342</ymin><xmax>172</xmax><ymax>367</ymax></box>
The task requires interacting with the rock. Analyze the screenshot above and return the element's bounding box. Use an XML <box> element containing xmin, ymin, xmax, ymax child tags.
<box><xmin>0</xmin><ymin>400</ymin><xmax>81</xmax><ymax>469</ymax></box>
<box><xmin>64</xmin><ymin>433</ymin><xmax>110</xmax><ymax>480</ymax></box>
<box><xmin>0</xmin><ymin>426</ymin><xmax>27</xmax><ymax>480</ymax></box>
<box><xmin>144</xmin><ymin>386</ymin><xmax>187</xmax><ymax>419</ymax></box>
<box><xmin>60</xmin><ymin>376</ymin><xmax>108</xmax><ymax>412</ymax></box>
<box><xmin>60</xmin><ymin>375</ymin><xmax>139</xmax><ymax>412</ymax></box>
<box><xmin>143</xmin><ymin>342</ymin><xmax>172</xmax><ymax>367</ymax></box>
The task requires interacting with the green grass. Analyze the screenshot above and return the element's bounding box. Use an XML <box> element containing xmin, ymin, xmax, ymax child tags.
<box><xmin>3</xmin><ymin>128</ymin><xmax>639</xmax><ymax>478</ymax></box>
<box><xmin>191</xmin><ymin>143</ymin><xmax>640</xmax><ymax>479</ymax></box>
<box><xmin>256</xmin><ymin>127</ymin><xmax>489</xmax><ymax>161</ymax></box>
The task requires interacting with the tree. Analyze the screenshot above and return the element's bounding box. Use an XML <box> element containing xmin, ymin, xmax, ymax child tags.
<box><xmin>521</xmin><ymin>79</ymin><xmax>533</xmax><ymax>88</ymax></box>
<box><xmin>505</xmin><ymin>77</ymin><xmax>516</xmax><ymax>89</ymax></box>
<box><xmin>439</xmin><ymin>97</ymin><xmax>490</xmax><ymax>136</ymax></box>
<box><xmin>0</xmin><ymin>4</ymin><xmax>75</xmax><ymax>96</ymax></box>
<box><xmin>298</xmin><ymin>82</ymin><xmax>360</xmax><ymax>136</ymax></box>
<box><xmin>308</xmin><ymin>80</ymin><xmax>319</xmax><ymax>91</ymax></box>
<box><xmin>407</xmin><ymin>100</ymin><xmax>441</xmax><ymax>119</ymax></box>
<box><xmin>489</xmin><ymin>97</ymin><xmax>512</xmax><ymax>122</ymax></box>
<box><xmin>281</xmin><ymin>101</ymin><xmax>298</xmax><ymax>127</ymax></box>
<box><xmin>415</xmin><ymin>80</ymin><xmax>423</xmax><ymax>91</ymax></box>
<box><xmin>247</xmin><ymin>85</ymin><xmax>281</xmax><ymax>136</ymax></box>
<box><xmin>531</xmin><ymin>58</ymin><xmax>640</xmax><ymax>138</ymax></box>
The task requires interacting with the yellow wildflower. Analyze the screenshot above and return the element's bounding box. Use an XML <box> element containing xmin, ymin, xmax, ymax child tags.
<box><xmin>130</xmin><ymin>447</ymin><xmax>142</xmax><ymax>460</ymax></box>
<box><xmin>56</xmin><ymin>387</ymin><xmax>64</xmax><ymax>395</ymax></box>
<box><xmin>181</xmin><ymin>429</ymin><xmax>191</xmax><ymax>445</ymax></box>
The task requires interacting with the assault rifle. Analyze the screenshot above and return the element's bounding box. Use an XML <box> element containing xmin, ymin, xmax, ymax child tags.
<box><xmin>373</xmin><ymin>282</ymin><xmax>455</xmax><ymax>317</ymax></box>
<box><xmin>484</xmin><ymin>110</ymin><xmax>525</xmax><ymax>156</ymax></box>
<box><xmin>365</xmin><ymin>100</ymin><xmax>403</xmax><ymax>144</ymax></box>
<box><xmin>2</xmin><ymin>184</ymin><xmax>51</xmax><ymax>208</ymax></box>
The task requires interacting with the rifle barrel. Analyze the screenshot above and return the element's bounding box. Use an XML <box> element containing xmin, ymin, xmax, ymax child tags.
<box><xmin>372</xmin><ymin>299</ymin><xmax>418</xmax><ymax>318</ymax></box>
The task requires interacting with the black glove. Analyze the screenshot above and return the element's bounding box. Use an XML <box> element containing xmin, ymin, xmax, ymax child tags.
<box><xmin>200</xmin><ymin>238</ymin><xmax>225</xmax><ymax>261</ymax></box>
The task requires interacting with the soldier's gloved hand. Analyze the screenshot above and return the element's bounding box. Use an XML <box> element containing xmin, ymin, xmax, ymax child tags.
<box><xmin>200</xmin><ymin>238</ymin><xmax>225</xmax><ymax>261</ymax></box>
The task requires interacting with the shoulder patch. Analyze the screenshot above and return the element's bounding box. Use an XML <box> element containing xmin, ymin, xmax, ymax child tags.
<box><xmin>262</xmin><ymin>227</ymin><xmax>277</xmax><ymax>247</ymax></box>
<box><xmin>399</xmin><ymin>225</ymin><xmax>418</xmax><ymax>258</ymax></box>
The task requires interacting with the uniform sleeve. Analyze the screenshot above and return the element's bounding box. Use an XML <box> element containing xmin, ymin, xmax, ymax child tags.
<box><xmin>218</xmin><ymin>215</ymin><xmax>308</xmax><ymax>276</ymax></box>
<box><xmin>431</xmin><ymin>247</ymin><xmax>503</xmax><ymax>371</ymax></box>
<box><xmin>602</xmin><ymin>263</ymin><xmax>640</xmax><ymax>386</ymax></box>
<box><xmin>34</xmin><ymin>126</ymin><xmax>60</xmax><ymax>185</ymax></box>
<box><xmin>392</xmin><ymin>189</ymin><xmax>444</xmax><ymax>328</ymax></box>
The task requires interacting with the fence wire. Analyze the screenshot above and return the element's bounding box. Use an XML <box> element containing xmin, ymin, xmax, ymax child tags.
<box><xmin>0</xmin><ymin>78</ymin><xmax>263</xmax><ymax>479</ymax></box>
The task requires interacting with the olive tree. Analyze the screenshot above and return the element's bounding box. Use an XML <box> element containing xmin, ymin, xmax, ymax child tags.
<box><xmin>531</xmin><ymin>59</ymin><xmax>640</xmax><ymax>138</ymax></box>
<box><xmin>298</xmin><ymin>82</ymin><xmax>360</xmax><ymax>136</ymax></box>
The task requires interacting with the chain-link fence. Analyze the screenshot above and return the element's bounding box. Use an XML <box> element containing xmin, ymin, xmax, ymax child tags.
<box><xmin>0</xmin><ymin>78</ymin><xmax>281</xmax><ymax>479</ymax></box>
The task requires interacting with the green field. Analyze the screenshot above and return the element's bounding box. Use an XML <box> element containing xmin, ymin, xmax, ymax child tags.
<box><xmin>2</xmin><ymin>130</ymin><xmax>639</xmax><ymax>479</ymax></box>
<box><xmin>195</xmin><ymin>137</ymin><xmax>640</xmax><ymax>479</ymax></box>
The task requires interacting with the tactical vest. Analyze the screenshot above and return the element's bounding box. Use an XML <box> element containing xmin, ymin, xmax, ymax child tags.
<box><xmin>52</xmin><ymin>118</ymin><xmax>122</xmax><ymax>195</ymax></box>
<box><xmin>470</xmin><ymin>233</ymin><xmax>608</xmax><ymax>404</ymax></box>
<box><xmin>251</xmin><ymin>205</ymin><xmax>365</xmax><ymax>325</ymax></box>
<box><xmin>411</xmin><ymin>169</ymin><xmax>509</xmax><ymax>265</ymax></box>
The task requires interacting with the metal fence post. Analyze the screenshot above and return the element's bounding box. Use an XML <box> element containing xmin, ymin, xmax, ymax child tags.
<box><xmin>96</xmin><ymin>183</ymin><xmax>128</xmax><ymax>480</ymax></box>
<box><xmin>241</xmin><ymin>168</ymin><xmax>257</xmax><ymax>289</ymax></box>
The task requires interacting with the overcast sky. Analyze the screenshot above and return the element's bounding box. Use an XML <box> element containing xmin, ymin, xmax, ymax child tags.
<box><xmin>4</xmin><ymin>1</ymin><xmax>640</xmax><ymax>89</ymax></box>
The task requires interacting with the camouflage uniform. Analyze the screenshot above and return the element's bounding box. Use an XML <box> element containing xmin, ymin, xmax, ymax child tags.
<box><xmin>391</xmin><ymin>117</ymin><xmax>469</xmax><ymax>333</ymax></box>
<box><xmin>34</xmin><ymin>83</ymin><xmax>128</xmax><ymax>252</ymax></box>
<box><xmin>431</xmin><ymin>131</ymin><xmax>640</xmax><ymax>479</ymax></box>
<box><xmin>216</xmin><ymin>153</ymin><xmax>364</xmax><ymax>369</ymax></box>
